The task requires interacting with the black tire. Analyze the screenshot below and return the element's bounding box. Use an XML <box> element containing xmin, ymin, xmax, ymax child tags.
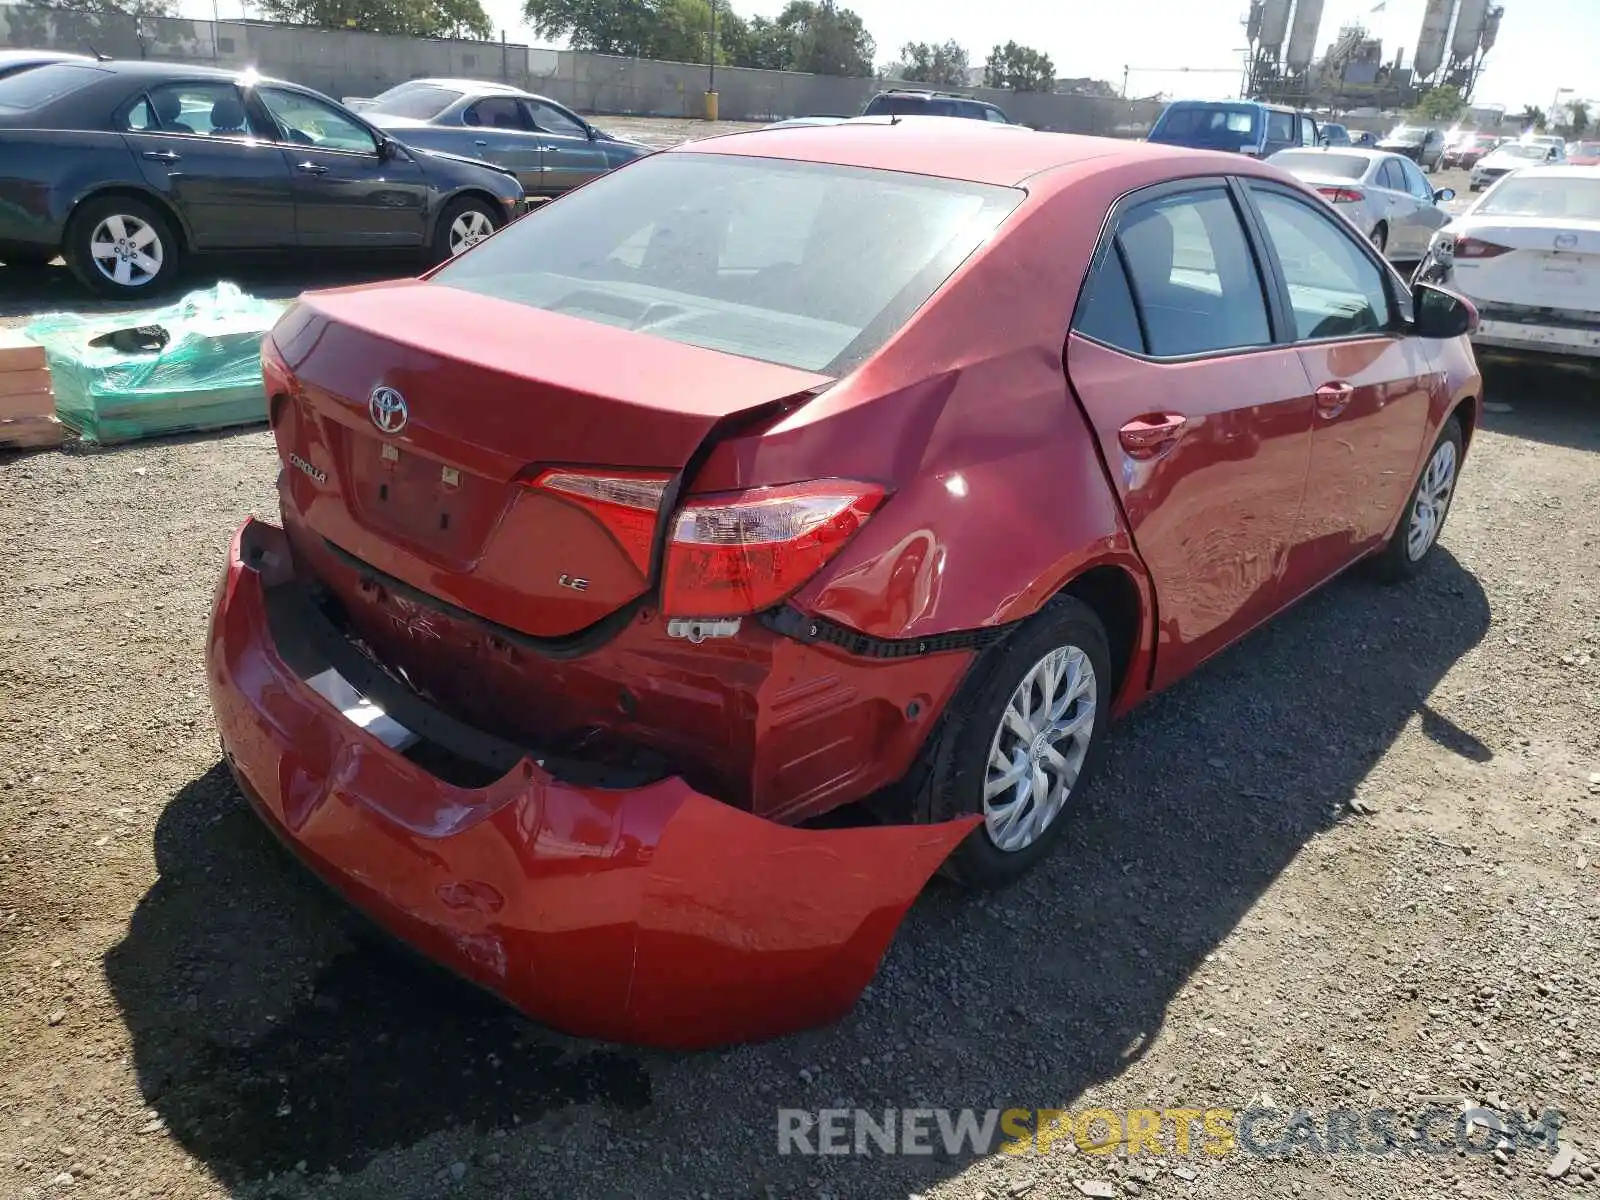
<box><xmin>64</xmin><ymin>195</ymin><xmax>180</xmax><ymax>299</ymax></box>
<box><xmin>1369</xmin><ymin>415</ymin><xmax>1464</xmax><ymax>583</ymax></box>
<box><xmin>432</xmin><ymin>195</ymin><xmax>502</xmax><ymax>263</ymax></box>
<box><xmin>911</xmin><ymin>595</ymin><xmax>1114</xmax><ymax>889</ymax></box>
<box><xmin>1370</xmin><ymin>223</ymin><xmax>1388</xmax><ymax>255</ymax></box>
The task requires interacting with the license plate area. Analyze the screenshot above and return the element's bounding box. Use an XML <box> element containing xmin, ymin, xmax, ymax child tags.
<box><xmin>305</xmin><ymin>666</ymin><xmax>418</xmax><ymax>751</ymax></box>
<box><xmin>343</xmin><ymin>432</ymin><xmax>501</xmax><ymax>559</ymax></box>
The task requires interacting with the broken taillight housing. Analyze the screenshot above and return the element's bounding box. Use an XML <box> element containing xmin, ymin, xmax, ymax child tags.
<box><xmin>661</xmin><ymin>480</ymin><xmax>887</xmax><ymax>618</ymax></box>
<box><xmin>1316</xmin><ymin>186</ymin><xmax>1366</xmax><ymax>204</ymax></box>
<box><xmin>1452</xmin><ymin>236</ymin><xmax>1512</xmax><ymax>259</ymax></box>
<box><xmin>528</xmin><ymin>469</ymin><xmax>672</xmax><ymax>574</ymax></box>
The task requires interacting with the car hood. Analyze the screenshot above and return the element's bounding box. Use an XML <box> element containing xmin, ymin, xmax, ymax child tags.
<box><xmin>1378</xmin><ymin>137</ymin><xmax>1424</xmax><ymax>149</ymax></box>
<box><xmin>594</xmin><ymin>130</ymin><xmax>651</xmax><ymax>151</ymax></box>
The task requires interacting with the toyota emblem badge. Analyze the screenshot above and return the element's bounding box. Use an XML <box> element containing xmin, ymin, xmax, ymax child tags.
<box><xmin>369</xmin><ymin>386</ymin><xmax>408</xmax><ymax>434</ymax></box>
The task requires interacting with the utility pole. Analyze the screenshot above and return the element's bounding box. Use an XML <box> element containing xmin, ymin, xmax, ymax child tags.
<box><xmin>1122</xmin><ymin>64</ymin><xmax>1129</xmax><ymax>98</ymax></box>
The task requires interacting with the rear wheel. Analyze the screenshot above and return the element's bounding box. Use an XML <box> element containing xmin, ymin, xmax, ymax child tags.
<box><xmin>911</xmin><ymin>595</ymin><xmax>1113</xmax><ymax>889</ymax></box>
<box><xmin>1370</xmin><ymin>416</ymin><xmax>1463</xmax><ymax>582</ymax></box>
<box><xmin>65</xmin><ymin>196</ymin><xmax>179</xmax><ymax>298</ymax></box>
<box><xmin>433</xmin><ymin>196</ymin><xmax>501</xmax><ymax>262</ymax></box>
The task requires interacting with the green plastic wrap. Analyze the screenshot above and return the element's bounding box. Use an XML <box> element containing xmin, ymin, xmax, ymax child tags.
<box><xmin>24</xmin><ymin>283</ymin><xmax>290</xmax><ymax>444</ymax></box>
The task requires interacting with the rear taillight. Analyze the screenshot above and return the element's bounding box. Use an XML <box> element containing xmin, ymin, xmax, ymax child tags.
<box><xmin>661</xmin><ymin>480</ymin><xmax>886</xmax><ymax>618</ymax></box>
<box><xmin>1316</xmin><ymin>186</ymin><xmax>1366</xmax><ymax>204</ymax></box>
<box><xmin>1453</xmin><ymin>237</ymin><xmax>1512</xmax><ymax>259</ymax></box>
<box><xmin>529</xmin><ymin>469</ymin><xmax>672</xmax><ymax>574</ymax></box>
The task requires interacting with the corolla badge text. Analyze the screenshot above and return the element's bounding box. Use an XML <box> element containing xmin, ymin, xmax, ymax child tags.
<box><xmin>288</xmin><ymin>453</ymin><xmax>326</xmax><ymax>484</ymax></box>
<box><xmin>369</xmin><ymin>386</ymin><xmax>408</xmax><ymax>434</ymax></box>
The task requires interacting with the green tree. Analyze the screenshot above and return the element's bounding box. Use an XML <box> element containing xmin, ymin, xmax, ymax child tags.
<box><xmin>779</xmin><ymin>0</ymin><xmax>874</xmax><ymax>76</ymax></box>
<box><xmin>1412</xmin><ymin>83</ymin><xmax>1464</xmax><ymax>123</ymax></box>
<box><xmin>898</xmin><ymin>39</ymin><xmax>968</xmax><ymax>87</ymax></box>
<box><xmin>982</xmin><ymin>40</ymin><xmax>1054</xmax><ymax>91</ymax></box>
<box><xmin>1519</xmin><ymin>104</ymin><xmax>1546</xmax><ymax>131</ymax></box>
<box><xmin>261</xmin><ymin>0</ymin><xmax>491</xmax><ymax>38</ymax></box>
<box><xmin>31</xmin><ymin>0</ymin><xmax>174</xmax><ymax>14</ymax></box>
<box><xmin>522</xmin><ymin>0</ymin><xmax>658</xmax><ymax>55</ymax></box>
<box><xmin>724</xmin><ymin>14</ymin><xmax>792</xmax><ymax>70</ymax></box>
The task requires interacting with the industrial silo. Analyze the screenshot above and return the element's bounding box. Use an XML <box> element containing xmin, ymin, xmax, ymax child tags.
<box><xmin>1451</xmin><ymin>0</ymin><xmax>1491</xmax><ymax>61</ymax></box>
<box><xmin>1479</xmin><ymin>5</ymin><xmax>1504</xmax><ymax>52</ymax></box>
<box><xmin>1413</xmin><ymin>0</ymin><xmax>1457</xmax><ymax>78</ymax></box>
<box><xmin>1285</xmin><ymin>0</ymin><xmax>1325</xmax><ymax>70</ymax></box>
<box><xmin>1259</xmin><ymin>0</ymin><xmax>1293</xmax><ymax>51</ymax></box>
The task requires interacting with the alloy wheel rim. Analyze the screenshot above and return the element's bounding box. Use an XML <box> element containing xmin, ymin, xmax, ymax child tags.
<box><xmin>90</xmin><ymin>215</ymin><xmax>162</xmax><ymax>288</ymax></box>
<box><xmin>982</xmin><ymin>644</ymin><xmax>1097</xmax><ymax>853</ymax></box>
<box><xmin>449</xmin><ymin>211</ymin><xmax>494</xmax><ymax>255</ymax></box>
<box><xmin>1406</xmin><ymin>439</ymin><xmax>1457</xmax><ymax>561</ymax></box>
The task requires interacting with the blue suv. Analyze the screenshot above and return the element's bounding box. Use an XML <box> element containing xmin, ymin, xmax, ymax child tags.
<box><xmin>1147</xmin><ymin>100</ymin><xmax>1322</xmax><ymax>158</ymax></box>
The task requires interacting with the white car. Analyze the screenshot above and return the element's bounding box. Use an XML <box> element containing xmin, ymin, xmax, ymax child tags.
<box><xmin>1470</xmin><ymin>141</ymin><xmax>1561</xmax><ymax>191</ymax></box>
<box><xmin>1414</xmin><ymin>165</ymin><xmax>1600</xmax><ymax>362</ymax></box>
<box><xmin>1266</xmin><ymin>146</ymin><xmax>1455</xmax><ymax>259</ymax></box>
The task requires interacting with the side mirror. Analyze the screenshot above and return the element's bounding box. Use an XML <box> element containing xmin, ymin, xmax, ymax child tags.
<box><xmin>1433</xmin><ymin>187</ymin><xmax>1456</xmax><ymax>203</ymax></box>
<box><xmin>1412</xmin><ymin>283</ymin><xmax>1478</xmax><ymax>338</ymax></box>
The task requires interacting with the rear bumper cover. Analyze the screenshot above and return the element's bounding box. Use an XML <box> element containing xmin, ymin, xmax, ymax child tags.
<box><xmin>207</xmin><ymin>518</ymin><xmax>977</xmax><ymax>1048</ymax></box>
<box><xmin>1471</xmin><ymin>304</ymin><xmax>1600</xmax><ymax>360</ymax></box>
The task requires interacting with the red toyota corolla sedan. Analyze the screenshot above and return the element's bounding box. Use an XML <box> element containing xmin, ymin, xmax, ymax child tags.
<box><xmin>209</xmin><ymin>118</ymin><xmax>1482</xmax><ymax>1047</ymax></box>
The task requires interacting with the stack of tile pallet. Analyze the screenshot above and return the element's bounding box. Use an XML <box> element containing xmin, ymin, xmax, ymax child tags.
<box><xmin>0</xmin><ymin>329</ymin><xmax>63</xmax><ymax>450</ymax></box>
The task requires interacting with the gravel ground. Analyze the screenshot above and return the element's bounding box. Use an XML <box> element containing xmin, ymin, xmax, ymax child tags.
<box><xmin>1</xmin><ymin>131</ymin><xmax>1598</xmax><ymax>1200</ymax></box>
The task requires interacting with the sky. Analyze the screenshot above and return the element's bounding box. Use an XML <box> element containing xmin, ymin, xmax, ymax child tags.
<box><xmin>199</xmin><ymin>0</ymin><xmax>1599</xmax><ymax>112</ymax></box>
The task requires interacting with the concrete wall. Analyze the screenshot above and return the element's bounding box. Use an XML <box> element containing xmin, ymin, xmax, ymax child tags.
<box><xmin>0</xmin><ymin>4</ymin><xmax>1164</xmax><ymax>134</ymax></box>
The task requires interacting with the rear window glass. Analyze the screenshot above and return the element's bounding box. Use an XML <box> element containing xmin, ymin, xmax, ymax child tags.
<box><xmin>1270</xmin><ymin>151</ymin><xmax>1368</xmax><ymax>178</ymax></box>
<box><xmin>368</xmin><ymin>84</ymin><xmax>462</xmax><ymax>119</ymax></box>
<box><xmin>1156</xmin><ymin>105</ymin><xmax>1257</xmax><ymax>137</ymax></box>
<box><xmin>432</xmin><ymin>153</ymin><xmax>1022</xmax><ymax>375</ymax></box>
<box><xmin>0</xmin><ymin>63</ymin><xmax>106</xmax><ymax>112</ymax></box>
<box><xmin>864</xmin><ymin>94</ymin><xmax>932</xmax><ymax>116</ymax></box>
<box><xmin>1476</xmin><ymin>176</ymin><xmax>1600</xmax><ymax>220</ymax></box>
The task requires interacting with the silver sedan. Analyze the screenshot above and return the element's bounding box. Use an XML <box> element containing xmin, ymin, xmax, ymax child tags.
<box><xmin>1266</xmin><ymin>147</ymin><xmax>1456</xmax><ymax>261</ymax></box>
<box><xmin>359</xmin><ymin>78</ymin><xmax>651</xmax><ymax>198</ymax></box>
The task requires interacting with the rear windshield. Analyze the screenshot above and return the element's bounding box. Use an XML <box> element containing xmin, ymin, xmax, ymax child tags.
<box><xmin>1477</xmin><ymin>176</ymin><xmax>1600</xmax><ymax>220</ymax></box>
<box><xmin>1151</xmin><ymin>104</ymin><xmax>1258</xmax><ymax>147</ymax></box>
<box><xmin>1270</xmin><ymin>150</ymin><xmax>1369</xmax><ymax>178</ymax></box>
<box><xmin>432</xmin><ymin>153</ymin><xmax>1022</xmax><ymax>375</ymax></box>
<box><xmin>864</xmin><ymin>94</ymin><xmax>958</xmax><ymax>117</ymax></box>
<box><xmin>0</xmin><ymin>63</ymin><xmax>106</xmax><ymax>112</ymax></box>
<box><xmin>367</xmin><ymin>84</ymin><xmax>462</xmax><ymax>120</ymax></box>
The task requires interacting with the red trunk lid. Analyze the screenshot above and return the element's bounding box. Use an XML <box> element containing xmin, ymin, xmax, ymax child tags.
<box><xmin>267</xmin><ymin>280</ymin><xmax>831</xmax><ymax>638</ymax></box>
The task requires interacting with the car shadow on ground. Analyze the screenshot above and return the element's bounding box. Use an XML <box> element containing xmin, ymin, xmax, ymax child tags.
<box><xmin>104</xmin><ymin>550</ymin><xmax>1491</xmax><ymax>1192</ymax></box>
<box><xmin>0</xmin><ymin>258</ymin><xmax>412</xmax><ymax>320</ymax></box>
<box><xmin>1479</xmin><ymin>357</ymin><xmax>1600</xmax><ymax>453</ymax></box>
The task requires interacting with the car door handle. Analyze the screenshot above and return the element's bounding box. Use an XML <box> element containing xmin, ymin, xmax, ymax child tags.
<box><xmin>1315</xmin><ymin>382</ymin><xmax>1354</xmax><ymax>417</ymax></box>
<box><xmin>141</xmin><ymin>149</ymin><xmax>180</xmax><ymax>163</ymax></box>
<box><xmin>296</xmin><ymin>161</ymin><xmax>328</xmax><ymax>175</ymax></box>
<box><xmin>1118</xmin><ymin>413</ymin><xmax>1188</xmax><ymax>458</ymax></box>
<box><xmin>474</xmin><ymin>138</ymin><xmax>488</xmax><ymax>146</ymax></box>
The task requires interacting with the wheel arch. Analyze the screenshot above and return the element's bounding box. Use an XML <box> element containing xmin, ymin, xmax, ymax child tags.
<box><xmin>1057</xmin><ymin>562</ymin><xmax>1150</xmax><ymax>708</ymax></box>
<box><xmin>1450</xmin><ymin>393</ymin><xmax>1478</xmax><ymax>453</ymax></box>
<box><xmin>429</xmin><ymin>186</ymin><xmax>514</xmax><ymax>242</ymax></box>
<box><xmin>66</xmin><ymin>185</ymin><xmax>192</xmax><ymax>252</ymax></box>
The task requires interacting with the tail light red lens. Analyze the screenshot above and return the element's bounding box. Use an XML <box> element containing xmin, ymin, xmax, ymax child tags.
<box><xmin>1453</xmin><ymin>237</ymin><xmax>1512</xmax><ymax>259</ymax></box>
<box><xmin>662</xmin><ymin>480</ymin><xmax>887</xmax><ymax>618</ymax></box>
<box><xmin>1316</xmin><ymin>186</ymin><xmax>1366</xmax><ymax>204</ymax></box>
<box><xmin>528</xmin><ymin>469</ymin><xmax>672</xmax><ymax>574</ymax></box>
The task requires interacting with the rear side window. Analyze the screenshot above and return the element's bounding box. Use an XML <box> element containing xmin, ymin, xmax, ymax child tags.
<box><xmin>432</xmin><ymin>152</ymin><xmax>1023</xmax><ymax>375</ymax></box>
<box><xmin>1250</xmin><ymin>188</ymin><xmax>1391</xmax><ymax>340</ymax></box>
<box><xmin>1377</xmin><ymin>159</ymin><xmax>1406</xmax><ymax>191</ymax></box>
<box><xmin>0</xmin><ymin>63</ymin><xmax>106</xmax><ymax>112</ymax></box>
<box><xmin>465</xmin><ymin>96</ymin><xmax>522</xmax><ymax>129</ymax></box>
<box><xmin>1267</xmin><ymin>111</ymin><xmax>1294</xmax><ymax>143</ymax></box>
<box><xmin>1112</xmin><ymin>191</ymin><xmax>1272</xmax><ymax>357</ymax></box>
<box><xmin>1074</xmin><ymin>249</ymin><xmax>1144</xmax><ymax>354</ymax></box>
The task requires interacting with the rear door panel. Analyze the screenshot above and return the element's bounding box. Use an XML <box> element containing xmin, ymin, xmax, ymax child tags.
<box><xmin>1065</xmin><ymin>182</ymin><xmax>1315</xmax><ymax>689</ymax></box>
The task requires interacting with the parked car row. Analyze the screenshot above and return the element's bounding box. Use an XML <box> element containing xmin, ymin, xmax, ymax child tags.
<box><xmin>1263</xmin><ymin>147</ymin><xmax>1455</xmax><ymax>260</ymax></box>
<box><xmin>0</xmin><ymin>58</ymin><xmax>651</xmax><ymax>297</ymax></box>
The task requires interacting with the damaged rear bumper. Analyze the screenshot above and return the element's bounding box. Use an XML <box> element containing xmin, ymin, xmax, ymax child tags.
<box><xmin>206</xmin><ymin>518</ymin><xmax>977</xmax><ymax>1048</ymax></box>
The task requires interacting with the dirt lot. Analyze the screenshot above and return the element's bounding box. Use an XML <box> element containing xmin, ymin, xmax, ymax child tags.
<box><xmin>1</xmin><ymin>129</ymin><xmax>1598</xmax><ymax>1200</ymax></box>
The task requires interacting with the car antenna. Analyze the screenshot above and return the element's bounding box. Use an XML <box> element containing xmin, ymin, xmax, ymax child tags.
<box><xmin>84</xmin><ymin>41</ymin><xmax>113</xmax><ymax>61</ymax></box>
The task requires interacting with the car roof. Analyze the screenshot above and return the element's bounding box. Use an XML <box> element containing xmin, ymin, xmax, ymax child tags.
<box><xmin>33</xmin><ymin>59</ymin><xmax>298</xmax><ymax>87</ymax></box>
<box><xmin>677</xmin><ymin>116</ymin><xmax>1278</xmax><ymax>188</ymax></box>
<box><xmin>1500</xmin><ymin>164</ymin><xmax>1600</xmax><ymax>179</ymax></box>
<box><xmin>395</xmin><ymin>77</ymin><xmax>525</xmax><ymax>95</ymax></box>
<box><xmin>0</xmin><ymin>48</ymin><xmax>90</xmax><ymax>63</ymax></box>
<box><xmin>1273</xmin><ymin>147</ymin><xmax>1393</xmax><ymax>160</ymax></box>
